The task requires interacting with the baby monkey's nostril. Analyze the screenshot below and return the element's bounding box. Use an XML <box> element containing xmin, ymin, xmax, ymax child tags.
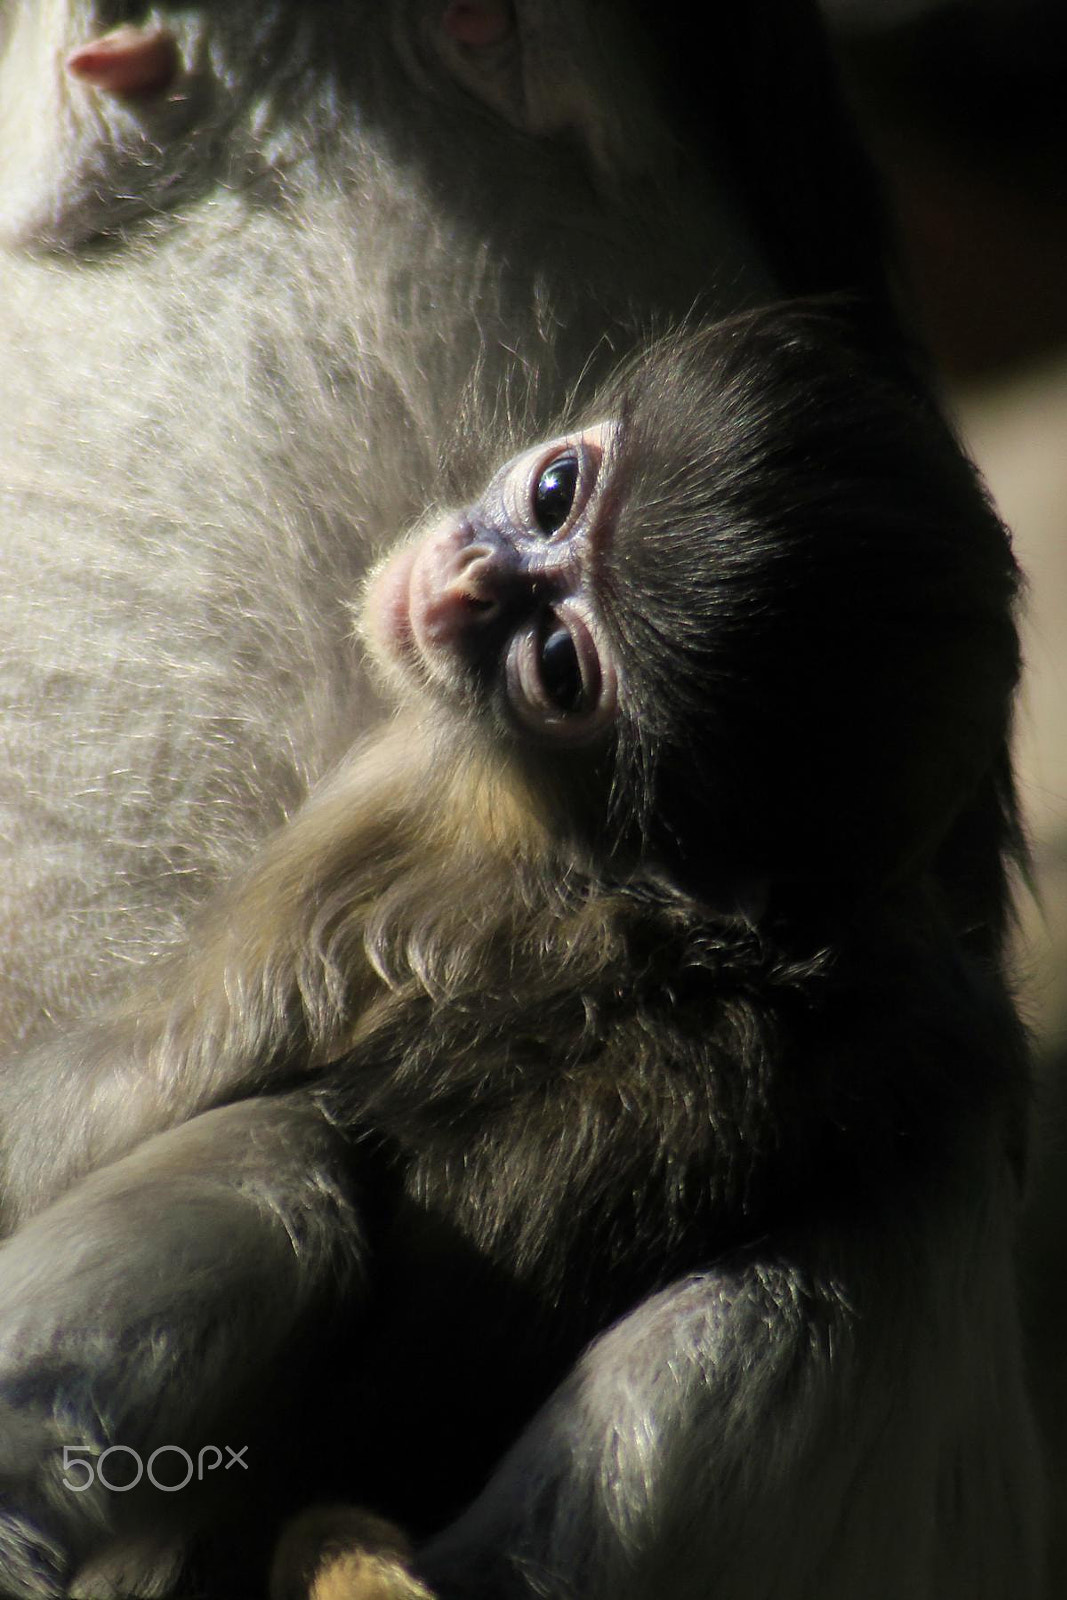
<box><xmin>452</xmin><ymin>588</ymin><xmax>500</xmax><ymax>626</ymax></box>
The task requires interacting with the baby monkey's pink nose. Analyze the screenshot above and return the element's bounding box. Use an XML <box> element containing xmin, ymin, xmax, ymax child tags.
<box><xmin>417</xmin><ymin>543</ymin><xmax>505</xmax><ymax>648</ymax></box>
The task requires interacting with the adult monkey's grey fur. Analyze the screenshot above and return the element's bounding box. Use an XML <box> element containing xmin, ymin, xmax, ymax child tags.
<box><xmin>0</xmin><ymin>0</ymin><xmax>736</xmax><ymax>1052</ymax></box>
<box><xmin>0</xmin><ymin>0</ymin><xmax>885</xmax><ymax>1053</ymax></box>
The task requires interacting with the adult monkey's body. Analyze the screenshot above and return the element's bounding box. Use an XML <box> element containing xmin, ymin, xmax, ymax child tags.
<box><xmin>0</xmin><ymin>0</ymin><xmax>886</xmax><ymax>1053</ymax></box>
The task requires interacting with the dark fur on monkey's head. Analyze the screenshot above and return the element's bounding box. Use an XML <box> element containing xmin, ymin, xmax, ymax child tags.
<box><xmin>371</xmin><ymin>307</ymin><xmax>1020</xmax><ymax>939</ymax></box>
<box><xmin>581</xmin><ymin>310</ymin><xmax>1022</xmax><ymax>926</ymax></box>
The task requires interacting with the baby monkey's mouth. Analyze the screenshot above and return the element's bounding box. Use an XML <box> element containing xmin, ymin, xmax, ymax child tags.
<box><xmin>362</xmin><ymin>541</ymin><xmax>422</xmax><ymax>683</ymax></box>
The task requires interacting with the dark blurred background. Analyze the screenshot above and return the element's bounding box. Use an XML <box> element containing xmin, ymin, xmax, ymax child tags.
<box><xmin>821</xmin><ymin>0</ymin><xmax>1067</xmax><ymax>1562</ymax></box>
<box><xmin>827</xmin><ymin>0</ymin><xmax>1067</xmax><ymax>376</ymax></box>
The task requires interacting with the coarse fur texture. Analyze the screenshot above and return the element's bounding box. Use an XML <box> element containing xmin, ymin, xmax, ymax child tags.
<box><xmin>0</xmin><ymin>0</ymin><xmax>889</xmax><ymax>1055</ymax></box>
<box><xmin>0</xmin><ymin>309</ymin><xmax>1045</xmax><ymax>1598</ymax></box>
<box><xmin>0</xmin><ymin>3</ymin><xmax>1036</xmax><ymax>1598</ymax></box>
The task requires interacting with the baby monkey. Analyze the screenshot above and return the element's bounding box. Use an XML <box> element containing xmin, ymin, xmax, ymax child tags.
<box><xmin>0</xmin><ymin>308</ymin><xmax>1039</xmax><ymax>1600</ymax></box>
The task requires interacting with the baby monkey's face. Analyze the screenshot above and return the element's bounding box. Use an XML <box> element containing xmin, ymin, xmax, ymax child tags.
<box><xmin>362</xmin><ymin>423</ymin><xmax>621</xmax><ymax>746</ymax></box>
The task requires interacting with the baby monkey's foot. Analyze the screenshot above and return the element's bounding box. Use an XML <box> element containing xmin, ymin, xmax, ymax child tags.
<box><xmin>272</xmin><ymin>1507</ymin><xmax>435</xmax><ymax>1600</ymax></box>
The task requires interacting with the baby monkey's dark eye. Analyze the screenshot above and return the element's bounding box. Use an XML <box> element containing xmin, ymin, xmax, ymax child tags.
<box><xmin>538</xmin><ymin>624</ymin><xmax>584</xmax><ymax>712</ymax></box>
<box><xmin>532</xmin><ymin>452</ymin><xmax>579</xmax><ymax>535</ymax></box>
